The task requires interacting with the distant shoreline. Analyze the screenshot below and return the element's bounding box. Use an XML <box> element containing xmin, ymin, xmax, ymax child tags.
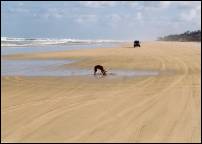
<box><xmin>158</xmin><ymin>30</ymin><xmax>201</xmax><ymax>42</ymax></box>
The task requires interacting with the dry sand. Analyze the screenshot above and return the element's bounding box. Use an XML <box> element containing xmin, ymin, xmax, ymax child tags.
<box><xmin>1</xmin><ymin>42</ymin><xmax>201</xmax><ymax>142</ymax></box>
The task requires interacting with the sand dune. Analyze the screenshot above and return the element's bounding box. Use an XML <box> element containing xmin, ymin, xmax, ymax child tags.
<box><xmin>1</xmin><ymin>42</ymin><xmax>201</xmax><ymax>142</ymax></box>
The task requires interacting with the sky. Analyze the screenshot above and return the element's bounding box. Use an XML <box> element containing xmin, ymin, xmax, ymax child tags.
<box><xmin>1</xmin><ymin>1</ymin><xmax>201</xmax><ymax>40</ymax></box>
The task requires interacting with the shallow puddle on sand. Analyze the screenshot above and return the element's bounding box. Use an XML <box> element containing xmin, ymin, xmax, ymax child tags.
<box><xmin>2</xmin><ymin>59</ymin><xmax>160</xmax><ymax>77</ymax></box>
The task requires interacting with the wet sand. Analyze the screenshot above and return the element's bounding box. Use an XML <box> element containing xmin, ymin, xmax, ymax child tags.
<box><xmin>1</xmin><ymin>41</ymin><xmax>201</xmax><ymax>142</ymax></box>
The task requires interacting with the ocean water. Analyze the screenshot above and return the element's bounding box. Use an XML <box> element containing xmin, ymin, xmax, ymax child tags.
<box><xmin>1</xmin><ymin>43</ymin><xmax>124</xmax><ymax>55</ymax></box>
<box><xmin>1</xmin><ymin>37</ymin><xmax>127</xmax><ymax>55</ymax></box>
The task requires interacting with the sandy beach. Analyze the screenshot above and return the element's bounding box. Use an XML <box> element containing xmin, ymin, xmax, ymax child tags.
<box><xmin>1</xmin><ymin>42</ymin><xmax>201</xmax><ymax>142</ymax></box>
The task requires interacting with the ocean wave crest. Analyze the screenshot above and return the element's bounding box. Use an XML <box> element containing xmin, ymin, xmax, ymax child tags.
<box><xmin>1</xmin><ymin>37</ymin><xmax>127</xmax><ymax>47</ymax></box>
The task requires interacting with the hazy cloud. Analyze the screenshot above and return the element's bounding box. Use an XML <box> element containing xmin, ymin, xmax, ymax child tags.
<box><xmin>75</xmin><ymin>14</ymin><xmax>97</xmax><ymax>24</ymax></box>
<box><xmin>79</xmin><ymin>1</ymin><xmax>117</xmax><ymax>8</ymax></box>
<box><xmin>1</xmin><ymin>1</ymin><xmax>201</xmax><ymax>40</ymax></box>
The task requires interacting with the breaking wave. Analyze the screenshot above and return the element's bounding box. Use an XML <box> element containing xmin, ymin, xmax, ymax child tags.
<box><xmin>1</xmin><ymin>37</ymin><xmax>128</xmax><ymax>47</ymax></box>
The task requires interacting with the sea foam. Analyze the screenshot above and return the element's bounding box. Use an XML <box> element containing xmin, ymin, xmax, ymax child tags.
<box><xmin>1</xmin><ymin>37</ymin><xmax>128</xmax><ymax>47</ymax></box>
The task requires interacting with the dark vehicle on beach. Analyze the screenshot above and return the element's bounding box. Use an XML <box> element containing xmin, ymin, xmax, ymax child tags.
<box><xmin>134</xmin><ymin>40</ymin><xmax>141</xmax><ymax>48</ymax></box>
